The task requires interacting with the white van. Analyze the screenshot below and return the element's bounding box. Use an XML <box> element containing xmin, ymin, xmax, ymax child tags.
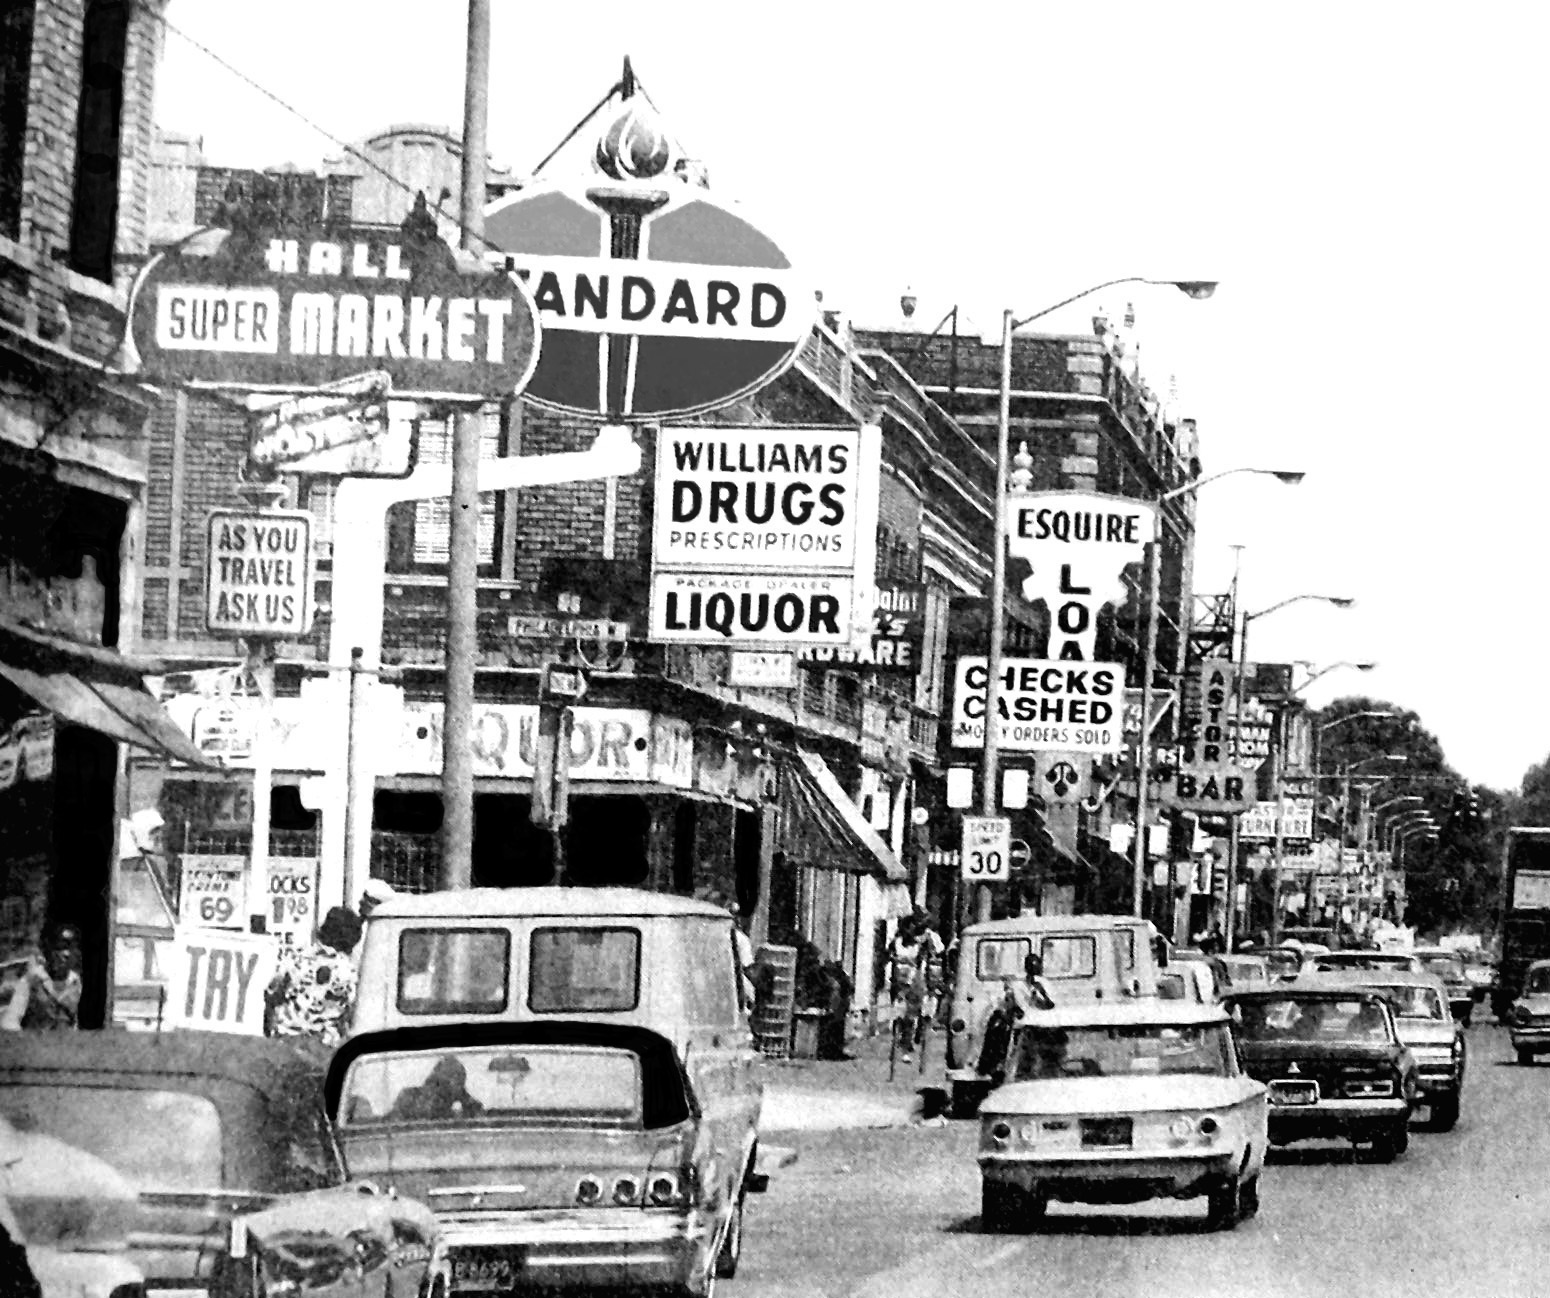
<box><xmin>945</xmin><ymin>914</ymin><xmax>1161</xmax><ymax>1116</ymax></box>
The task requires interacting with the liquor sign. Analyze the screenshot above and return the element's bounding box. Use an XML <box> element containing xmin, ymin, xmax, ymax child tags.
<box><xmin>482</xmin><ymin>175</ymin><xmax>817</xmax><ymax>419</ymax></box>
<box><xmin>799</xmin><ymin>582</ymin><xmax>925</xmax><ymax>673</ymax></box>
<box><xmin>124</xmin><ymin>224</ymin><xmax>541</xmax><ymax>400</ymax></box>
<box><xmin>178</xmin><ymin>853</ymin><xmax>248</xmax><ymax>931</ymax></box>
<box><xmin>162</xmin><ymin>929</ymin><xmax>280</xmax><ymax>1035</ymax></box>
<box><xmin>205</xmin><ymin>510</ymin><xmax>315</xmax><ymax>637</ymax></box>
<box><xmin>949</xmin><ymin>656</ymin><xmax>1125</xmax><ymax>753</ymax></box>
<box><xmin>1004</xmin><ymin>491</ymin><xmax>1157</xmax><ymax>661</ymax></box>
<box><xmin>648</xmin><ymin>425</ymin><xmax>879</xmax><ymax>649</ymax></box>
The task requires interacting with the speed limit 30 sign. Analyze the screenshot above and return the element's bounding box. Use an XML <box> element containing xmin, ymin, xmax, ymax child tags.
<box><xmin>961</xmin><ymin>816</ymin><xmax>1012</xmax><ymax>882</ymax></box>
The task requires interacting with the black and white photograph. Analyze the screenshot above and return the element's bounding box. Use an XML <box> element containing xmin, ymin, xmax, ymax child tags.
<box><xmin>1</xmin><ymin>4</ymin><xmax>1546</xmax><ymax>1297</ymax></box>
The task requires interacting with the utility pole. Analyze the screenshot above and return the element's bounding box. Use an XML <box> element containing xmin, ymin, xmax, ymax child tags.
<box><xmin>441</xmin><ymin>0</ymin><xmax>491</xmax><ymax>890</ymax></box>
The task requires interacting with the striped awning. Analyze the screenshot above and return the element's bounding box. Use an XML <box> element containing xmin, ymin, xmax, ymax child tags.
<box><xmin>775</xmin><ymin>748</ymin><xmax>908</xmax><ymax>883</ymax></box>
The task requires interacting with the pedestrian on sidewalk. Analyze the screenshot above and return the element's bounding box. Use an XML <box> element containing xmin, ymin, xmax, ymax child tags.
<box><xmin>888</xmin><ymin>913</ymin><xmax>945</xmax><ymax>1064</ymax></box>
<box><xmin>264</xmin><ymin>905</ymin><xmax>362</xmax><ymax>1046</ymax></box>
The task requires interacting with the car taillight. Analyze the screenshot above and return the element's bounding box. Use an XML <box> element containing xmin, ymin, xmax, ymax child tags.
<box><xmin>575</xmin><ymin>1176</ymin><xmax>604</xmax><ymax>1206</ymax></box>
<box><xmin>612</xmin><ymin>1176</ymin><xmax>641</xmax><ymax>1206</ymax></box>
<box><xmin>647</xmin><ymin>1174</ymin><xmax>684</xmax><ymax>1206</ymax></box>
<box><xmin>987</xmin><ymin>1120</ymin><xmax>1012</xmax><ymax>1148</ymax></box>
<box><xmin>950</xmin><ymin>1018</ymin><xmax>967</xmax><ymax>1033</ymax></box>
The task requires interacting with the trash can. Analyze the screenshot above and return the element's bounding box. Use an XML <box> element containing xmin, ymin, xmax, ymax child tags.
<box><xmin>792</xmin><ymin>1008</ymin><xmax>825</xmax><ymax>1060</ymax></box>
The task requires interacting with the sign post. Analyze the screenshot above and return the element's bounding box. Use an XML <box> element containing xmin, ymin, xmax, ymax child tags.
<box><xmin>961</xmin><ymin>816</ymin><xmax>1012</xmax><ymax>886</ymax></box>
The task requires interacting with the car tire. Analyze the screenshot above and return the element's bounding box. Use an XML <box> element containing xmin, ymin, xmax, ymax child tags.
<box><xmin>1518</xmin><ymin>1047</ymin><xmax>1536</xmax><ymax>1066</ymax></box>
<box><xmin>714</xmin><ymin>1189</ymin><xmax>744</xmax><ymax>1279</ymax></box>
<box><xmin>1431</xmin><ymin>1091</ymin><xmax>1461</xmax><ymax>1132</ymax></box>
<box><xmin>951</xmin><ymin>1082</ymin><xmax>984</xmax><ymax>1120</ymax></box>
<box><xmin>1205</xmin><ymin>1176</ymin><xmax>1242</xmax><ymax>1231</ymax></box>
<box><xmin>1238</xmin><ymin>1173</ymin><xmax>1261</xmax><ymax>1221</ymax></box>
<box><xmin>1370</xmin><ymin>1122</ymin><xmax>1408</xmax><ymax>1162</ymax></box>
<box><xmin>982</xmin><ymin>1179</ymin><xmax>1038</xmax><ymax>1233</ymax></box>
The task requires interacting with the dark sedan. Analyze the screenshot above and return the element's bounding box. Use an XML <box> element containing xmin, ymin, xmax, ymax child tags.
<box><xmin>1223</xmin><ymin>987</ymin><xmax>1419</xmax><ymax>1161</ymax></box>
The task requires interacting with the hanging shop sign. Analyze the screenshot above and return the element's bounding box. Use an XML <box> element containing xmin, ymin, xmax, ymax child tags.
<box><xmin>205</xmin><ymin>510</ymin><xmax>315</xmax><ymax>637</ymax></box>
<box><xmin>648</xmin><ymin>425</ymin><xmax>879</xmax><ymax>649</ymax></box>
<box><xmin>727</xmin><ymin>650</ymin><xmax>796</xmax><ymax>688</ymax></box>
<box><xmin>123</xmin><ymin>224</ymin><xmax>541</xmax><ymax>400</ymax></box>
<box><xmin>1240</xmin><ymin>799</ymin><xmax>1315</xmax><ymax>840</ymax></box>
<box><xmin>949</xmin><ymin>655</ymin><xmax>1124</xmax><ymax>753</ymax></box>
<box><xmin>1233</xmin><ymin>696</ymin><xmax>1274</xmax><ymax>772</ymax></box>
<box><xmin>245</xmin><ymin>372</ymin><xmax>418</xmax><ymax>477</ymax></box>
<box><xmin>162</xmin><ymin>929</ymin><xmax>279</xmax><ymax>1035</ymax></box>
<box><xmin>1004</xmin><ymin>491</ymin><xmax>1157</xmax><ymax>662</ymax></box>
<box><xmin>1160</xmin><ymin>660</ymin><xmax>1254</xmax><ymax>814</ymax></box>
<box><xmin>481</xmin><ymin>117</ymin><xmax>816</xmax><ymax>420</ymax></box>
<box><xmin>177</xmin><ymin>853</ymin><xmax>248</xmax><ymax>932</ymax></box>
<box><xmin>799</xmin><ymin>581</ymin><xmax>925</xmax><ymax>673</ymax></box>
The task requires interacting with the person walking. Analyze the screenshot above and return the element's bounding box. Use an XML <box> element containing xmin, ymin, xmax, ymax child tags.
<box><xmin>264</xmin><ymin>906</ymin><xmax>362</xmax><ymax>1046</ymax></box>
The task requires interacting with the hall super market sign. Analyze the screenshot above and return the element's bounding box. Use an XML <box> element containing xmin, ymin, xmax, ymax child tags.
<box><xmin>124</xmin><ymin>226</ymin><xmax>540</xmax><ymax>399</ymax></box>
<box><xmin>949</xmin><ymin>656</ymin><xmax>1125</xmax><ymax>753</ymax></box>
<box><xmin>648</xmin><ymin>425</ymin><xmax>879</xmax><ymax>647</ymax></box>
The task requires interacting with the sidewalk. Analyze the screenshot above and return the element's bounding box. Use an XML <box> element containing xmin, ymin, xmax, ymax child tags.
<box><xmin>755</xmin><ymin>1019</ymin><xmax>947</xmax><ymax>1133</ymax></box>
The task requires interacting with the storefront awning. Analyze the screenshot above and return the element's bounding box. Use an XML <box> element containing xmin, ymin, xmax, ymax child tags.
<box><xmin>776</xmin><ymin>748</ymin><xmax>908</xmax><ymax>884</ymax></box>
<box><xmin>0</xmin><ymin>617</ymin><xmax>215</xmax><ymax>767</ymax></box>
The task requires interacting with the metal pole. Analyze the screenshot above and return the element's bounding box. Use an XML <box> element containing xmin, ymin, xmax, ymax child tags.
<box><xmin>1131</xmin><ymin>536</ymin><xmax>1159</xmax><ymax>918</ymax></box>
<box><xmin>1267</xmin><ymin>705</ymin><xmax>1285</xmax><ymax>946</ymax></box>
<box><xmin>342</xmin><ymin>646</ymin><xmax>366</xmax><ymax>894</ymax></box>
<box><xmin>442</xmin><ymin>0</ymin><xmax>491</xmax><ymax>891</ymax></box>
<box><xmin>977</xmin><ymin>309</ymin><xmax>1012</xmax><ymax>924</ymax></box>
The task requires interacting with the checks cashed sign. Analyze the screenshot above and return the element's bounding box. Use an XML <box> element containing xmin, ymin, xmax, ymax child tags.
<box><xmin>950</xmin><ymin>656</ymin><xmax>1125</xmax><ymax>753</ymax></box>
<box><xmin>649</xmin><ymin>425</ymin><xmax>879</xmax><ymax>647</ymax></box>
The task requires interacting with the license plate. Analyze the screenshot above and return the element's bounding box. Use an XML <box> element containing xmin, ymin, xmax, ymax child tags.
<box><xmin>452</xmin><ymin>1252</ymin><xmax>519</xmax><ymax>1291</ymax></box>
<box><xmin>1269</xmin><ymin>1080</ymin><xmax>1319</xmax><ymax>1106</ymax></box>
<box><xmin>1080</xmin><ymin>1117</ymin><xmax>1133</xmax><ymax>1148</ymax></box>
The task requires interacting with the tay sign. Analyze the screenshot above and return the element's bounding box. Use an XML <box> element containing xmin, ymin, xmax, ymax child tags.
<box><xmin>1005</xmin><ymin>491</ymin><xmax>1156</xmax><ymax>661</ymax></box>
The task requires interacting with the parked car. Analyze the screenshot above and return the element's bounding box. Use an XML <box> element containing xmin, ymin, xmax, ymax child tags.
<box><xmin>1300</xmin><ymin>971</ymin><xmax>1466</xmax><ymax>1130</ymax></box>
<box><xmin>1158</xmin><ymin>961</ymin><xmax>1219</xmax><ymax>1005</ymax></box>
<box><xmin>976</xmin><ymin>1002</ymin><xmax>1267</xmax><ymax>1232</ymax></box>
<box><xmin>1506</xmin><ymin>959</ymin><xmax>1550</xmax><ymax>1065</ymax></box>
<box><xmin>1168</xmin><ymin>949</ymin><xmax>1230</xmax><ymax>999</ymax></box>
<box><xmin>1257</xmin><ymin>947</ymin><xmax>1305</xmax><ymax>982</ymax></box>
<box><xmin>0</xmin><ymin>1028</ymin><xmax>444</xmax><ymax>1298</ymax></box>
<box><xmin>0</xmin><ymin>1118</ymin><xmax>146</xmax><ymax>1298</ymax></box>
<box><xmin>328</xmin><ymin>1021</ymin><xmax>740</xmax><ymax>1297</ymax></box>
<box><xmin>1223</xmin><ymin>987</ymin><xmax>1418</xmax><ymax>1161</ymax></box>
<box><xmin>1461</xmin><ymin>953</ymin><xmax>1496</xmax><ymax>1004</ymax></box>
<box><xmin>1218</xmin><ymin>954</ymin><xmax>1272</xmax><ymax>991</ymax></box>
<box><xmin>1411</xmin><ymin>948</ymin><xmax>1475</xmax><ymax>1024</ymax></box>
<box><xmin>1278</xmin><ymin>926</ymin><xmax>1341</xmax><ymax>951</ymax></box>
<box><xmin>944</xmin><ymin>915</ymin><xmax>1161</xmax><ymax>1118</ymax></box>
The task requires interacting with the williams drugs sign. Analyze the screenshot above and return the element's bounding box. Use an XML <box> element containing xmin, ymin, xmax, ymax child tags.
<box><xmin>649</xmin><ymin>425</ymin><xmax>878</xmax><ymax>647</ymax></box>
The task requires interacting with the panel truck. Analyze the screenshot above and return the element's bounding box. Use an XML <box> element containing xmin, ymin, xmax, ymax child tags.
<box><xmin>1491</xmin><ymin>827</ymin><xmax>1550</xmax><ymax>1022</ymax></box>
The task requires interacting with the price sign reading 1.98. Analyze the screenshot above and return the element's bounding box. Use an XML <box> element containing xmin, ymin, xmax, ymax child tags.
<box><xmin>960</xmin><ymin>816</ymin><xmax>1012</xmax><ymax>882</ymax></box>
<box><xmin>264</xmin><ymin>857</ymin><xmax>318</xmax><ymax>944</ymax></box>
<box><xmin>178</xmin><ymin>855</ymin><xmax>248</xmax><ymax>931</ymax></box>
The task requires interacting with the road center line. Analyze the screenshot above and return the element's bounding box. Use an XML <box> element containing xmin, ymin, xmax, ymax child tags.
<box><xmin>973</xmin><ymin>1242</ymin><xmax>1024</xmax><ymax>1270</ymax></box>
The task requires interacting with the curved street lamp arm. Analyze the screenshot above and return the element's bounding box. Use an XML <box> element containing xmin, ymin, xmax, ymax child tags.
<box><xmin>1011</xmin><ymin>277</ymin><xmax>1165</xmax><ymax>330</ymax></box>
<box><xmin>1246</xmin><ymin>593</ymin><xmax>1354</xmax><ymax>626</ymax></box>
<box><xmin>1319</xmin><ymin>709</ymin><xmax>1396</xmax><ymax>734</ymax></box>
<box><xmin>1157</xmin><ymin>466</ymin><xmax>1304</xmax><ymax>507</ymax></box>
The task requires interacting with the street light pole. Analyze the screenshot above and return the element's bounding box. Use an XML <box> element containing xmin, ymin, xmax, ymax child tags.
<box><xmin>981</xmin><ymin>279</ymin><xmax>1217</xmax><ymax>927</ymax></box>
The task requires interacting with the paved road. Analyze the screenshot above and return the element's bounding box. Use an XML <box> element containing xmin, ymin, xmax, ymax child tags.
<box><xmin>730</xmin><ymin>1020</ymin><xmax>1550</xmax><ymax>1298</ymax></box>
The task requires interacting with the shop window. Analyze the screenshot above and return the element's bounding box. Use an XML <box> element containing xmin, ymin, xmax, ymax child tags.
<box><xmin>0</xmin><ymin>0</ymin><xmax>33</xmax><ymax>240</ymax></box>
<box><xmin>67</xmin><ymin>0</ymin><xmax>130</xmax><ymax>283</ymax></box>
<box><xmin>406</xmin><ymin>409</ymin><xmax>501</xmax><ymax>568</ymax></box>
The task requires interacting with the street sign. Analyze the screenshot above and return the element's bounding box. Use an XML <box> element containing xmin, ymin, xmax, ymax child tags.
<box><xmin>1008</xmin><ymin>839</ymin><xmax>1033</xmax><ymax>871</ymax></box>
<box><xmin>961</xmin><ymin>815</ymin><xmax>1012</xmax><ymax>882</ymax></box>
<box><xmin>1004</xmin><ymin>491</ymin><xmax>1157</xmax><ymax>662</ymax></box>
<box><xmin>124</xmin><ymin>225</ymin><xmax>541</xmax><ymax>399</ymax></box>
<box><xmin>950</xmin><ymin>657</ymin><xmax>1124</xmax><ymax>752</ymax></box>
<box><xmin>482</xmin><ymin>177</ymin><xmax>817</xmax><ymax>420</ymax></box>
<box><xmin>245</xmin><ymin>372</ymin><xmax>418</xmax><ymax>477</ymax></box>
<box><xmin>205</xmin><ymin>510</ymin><xmax>315</xmax><ymax>637</ymax></box>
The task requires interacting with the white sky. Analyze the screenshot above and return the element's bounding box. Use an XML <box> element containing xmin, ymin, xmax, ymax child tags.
<box><xmin>152</xmin><ymin>1</ymin><xmax>1550</xmax><ymax>791</ymax></box>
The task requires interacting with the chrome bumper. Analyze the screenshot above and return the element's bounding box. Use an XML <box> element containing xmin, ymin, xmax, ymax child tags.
<box><xmin>1268</xmin><ymin>1096</ymin><xmax>1408</xmax><ymax>1139</ymax></box>
<box><xmin>439</xmin><ymin>1208</ymin><xmax>714</xmax><ymax>1291</ymax></box>
<box><xmin>980</xmin><ymin>1148</ymin><xmax>1238</xmax><ymax>1196</ymax></box>
<box><xmin>1510</xmin><ymin>1026</ymin><xmax>1550</xmax><ymax>1051</ymax></box>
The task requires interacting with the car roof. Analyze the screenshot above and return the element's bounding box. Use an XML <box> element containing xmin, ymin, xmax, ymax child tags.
<box><xmin>1526</xmin><ymin>959</ymin><xmax>1550</xmax><ymax>973</ymax></box>
<box><xmin>1223</xmin><ymin>986</ymin><xmax>1391</xmax><ymax>1003</ymax></box>
<box><xmin>1411</xmin><ymin>947</ymin><xmax>1464</xmax><ymax>959</ymax></box>
<box><xmin>1009</xmin><ymin>1001</ymin><xmax>1227</xmax><ymax>1029</ymax></box>
<box><xmin>0</xmin><ymin>1027</ymin><xmax>329</xmax><ymax>1092</ymax></box>
<box><xmin>370</xmin><ymin>886</ymin><xmax>730</xmax><ymax>921</ymax></box>
<box><xmin>1294</xmin><ymin>970</ymin><xmax>1444</xmax><ymax>990</ymax></box>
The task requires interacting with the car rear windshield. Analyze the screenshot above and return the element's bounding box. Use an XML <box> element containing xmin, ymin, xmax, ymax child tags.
<box><xmin>397</xmin><ymin>928</ymin><xmax>510</xmax><ymax>1015</ymax></box>
<box><xmin>1232</xmin><ymin>996</ymin><xmax>1391</xmax><ymax>1043</ymax></box>
<box><xmin>1377</xmin><ymin>985</ymin><xmax>1447</xmax><ymax>1020</ymax></box>
<box><xmin>0</xmin><ymin>1085</ymin><xmax>223</xmax><ymax>1191</ymax></box>
<box><xmin>1418</xmin><ymin>955</ymin><xmax>1465</xmax><ymax>981</ymax></box>
<box><xmin>1523</xmin><ymin>966</ymin><xmax>1550</xmax><ymax>995</ymax></box>
<box><xmin>529</xmin><ymin>927</ymin><xmax>641</xmax><ymax>1013</ymax></box>
<box><xmin>1007</xmin><ymin>1023</ymin><xmax>1234</xmax><ymax>1080</ymax></box>
<box><xmin>339</xmin><ymin>1045</ymin><xmax>643</xmax><ymax>1127</ymax></box>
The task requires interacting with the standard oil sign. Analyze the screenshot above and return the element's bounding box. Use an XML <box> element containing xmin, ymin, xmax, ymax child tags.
<box><xmin>648</xmin><ymin>425</ymin><xmax>876</xmax><ymax>647</ymax></box>
<box><xmin>205</xmin><ymin>510</ymin><xmax>314</xmax><ymax>637</ymax></box>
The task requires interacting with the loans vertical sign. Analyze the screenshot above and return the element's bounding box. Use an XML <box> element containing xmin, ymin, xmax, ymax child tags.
<box><xmin>205</xmin><ymin>510</ymin><xmax>315</xmax><ymax>637</ymax></box>
<box><xmin>648</xmin><ymin>425</ymin><xmax>878</xmax><ymax>647</ymax></box>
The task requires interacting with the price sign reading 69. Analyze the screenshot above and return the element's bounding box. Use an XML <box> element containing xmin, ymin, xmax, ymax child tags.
<box><xmin>961</xmin><ymin>815</ymin><xmax>1012</xmax><ymax>882</ymax></box>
